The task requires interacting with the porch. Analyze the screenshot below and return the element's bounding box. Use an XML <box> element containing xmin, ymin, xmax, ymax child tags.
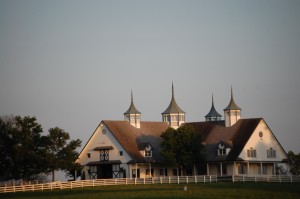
<box><xmin>206</xmin><ymin>161</ymin><xmax>284</xmax><ymax>176</ymax></box>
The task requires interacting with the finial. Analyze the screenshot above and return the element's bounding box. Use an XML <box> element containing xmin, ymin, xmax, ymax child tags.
<box><xmin>212</xmin><ymin>93</ymin><xmax>214</xmax><ymax>106</ymax></box>
<box><xmin>131</xmin><ymin>89</ymin><xmax>133</xmax><ymax>103</ymax></box>
<box><xmin>172</xmin><ymin>82</ymin><xmax>174</xmax><ymax>98</ymax></box>
<box><xmin>231</xmin><ymin>86</ymin><xmax>233</xmax><ymax>99</ymax></box>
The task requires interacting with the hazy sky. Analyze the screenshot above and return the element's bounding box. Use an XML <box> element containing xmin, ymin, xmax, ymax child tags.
<box><xmin>1</xmin><ymin>0</ymin><xmax>300</xmax><ymax>155</ymax></box>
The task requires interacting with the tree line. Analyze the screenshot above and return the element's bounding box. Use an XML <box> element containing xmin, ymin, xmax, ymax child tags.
<box><xmin>0</xmin><ymin>115</ymin><xmax>82</xmax><ymax>182</ymax></box>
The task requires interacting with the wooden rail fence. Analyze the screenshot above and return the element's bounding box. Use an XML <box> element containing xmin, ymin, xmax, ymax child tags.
<box><xmin>1</xmin><ymin>175</ymin><xmax>300</xmax><ymax>193</ymax></box>
<box><xmin>232</xmin><ymin>175</ymin><xmax>300</xmax><ymax>183</ymax></box>
<box><xmin>0</xmin><ymin>175</ymin><xmax>217</xmax><ymax>193</ymax></box>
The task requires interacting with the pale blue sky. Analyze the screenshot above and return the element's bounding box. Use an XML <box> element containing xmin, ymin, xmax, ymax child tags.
<box><xmin>1</xmin><ymin>0</ymin><xmax>300</xmax><ymax>155</ymax></box>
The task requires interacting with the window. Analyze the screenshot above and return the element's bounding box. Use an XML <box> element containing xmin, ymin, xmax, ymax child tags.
<box><xmin>87</xmin><ymin>153</ymin><xmax>91</xmax><ymax>158</ymax></box>
<box><xmin>160</xmin><ymin>169</ymin><xmax>168</xmax><ymax>176</ymax></box>
<box><xmin>146</xmin><ymin>169</ymin><xmax>154</xmax><ymax>176</ymax></box>
<box><xmin>247</xmin><ymin>148</ymin><xmax>256</xmax><ymax>158</ymax></box>
<box><xmin>218</xmin><ymin>148</ymin><xmax>226</xmax><ymax>155</ymax></box>
<box><xmin>100</xmin><ymin>150</ymin><xmax>109</xmax><ymax>161</ymax></box>
<box><xmin>238</xmin><ymin>164</ymin><xmax>247</xmax><ymax>174</ymax></box>
<box><xmin>145</xmin><ymin>150</ymin><xmax>152</xmax><ymax>157</ymax></box>
<box><xmin>173</xmin><ymin>169</ymin><xmax>178</xmax><ymax>176</ymax></box>
<box><xmin>119</xmin><ymin>151</ymin><xmax>123</xmax><ymax>156</ymax></box>
<box><xmin>132</xmin><ymin>169</ymin><xmax>140</xmax><ymax>178</ymax></box>
<box><xmin>258</xmin><ymin>165</ymin><xmax>267</xmax><ymax>175</ymax></box>
<box><xmin>267</xmin><ymin>148</ymin><xmax>276</xmax><ymax>158</ymax></box>
<box><xmin>144</xmin><ymin>144</ymin><xmax>152</xmax><ymax>157</ymax></box>
<box><xmin>217</xmin><ymin>143</ymin><xmax>226</xmax><ymax>155</ymax></box>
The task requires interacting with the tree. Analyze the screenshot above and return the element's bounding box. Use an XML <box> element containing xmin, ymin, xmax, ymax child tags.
<box><xmin>46</xmin><ymin>127</ymin><xmax>82</xmax><ymax>181</ymax></box>
<box><xmin>0</xmin><ymin>115</ymin><xmax>48</xmax><ymax>180</ymax></box>
<box><xmin>287</xmin><ymin>151</ymin><xmax>300</xmax><ymax>175</ymax></box>
<box><xmin>0</xmin><ymin>115</ymin><xmax>82</xmax><ymax>181</ymax></box>
<box><xmin>160</xmin><ymin>125</ymin><xmax>205</xmax><ymax>174</ymax></box>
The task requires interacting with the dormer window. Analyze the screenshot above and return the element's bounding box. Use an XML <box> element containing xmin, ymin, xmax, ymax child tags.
<box><xmin>145</xmin><ymin>144</ymin><xmax>152</xmax><ymax>157</ymax></box>
<box><xmin>217</xmin><ymin>142</ymin><xmax>226</xmax><ymax>155</ymax></box>
<box><xmin>139</xmin><ymin>143</ymin><xmax>152</xmax><ymax>157</ymax></box>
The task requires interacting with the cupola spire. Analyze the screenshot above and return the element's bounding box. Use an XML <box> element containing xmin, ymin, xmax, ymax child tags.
<box><xmin>205</xmin><ymin>94</ymin><xmax>222</xmax><ymax>122</ymax></box>
<box><xmin>124</xmin><ymin>90</ymin><xmax>141</xmax><ymax>128</ymax></box>
<box><xmin>161</xmin><ymin>82</ymin><xmax>185</xmax><ymax>129</ymax></box>
<box><xmin>224</xmin><ymin>86</ymin><xmax>241</xmax><ymax>127</ymax></box>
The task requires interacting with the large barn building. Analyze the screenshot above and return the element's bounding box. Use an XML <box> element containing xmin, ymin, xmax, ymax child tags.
<box><xmin>76</xmin><ymin>84</ymin><xmax>287</xmax><ymax>179</ymax></box>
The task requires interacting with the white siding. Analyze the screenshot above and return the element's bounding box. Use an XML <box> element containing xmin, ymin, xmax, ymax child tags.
<box><xmin>239</xmin><ymin>119</ymin><xmax>287</xmax><ymax>162</ymax></box>
<box><xmin>76</xmin><ymin>122</ymin><xmax>133</xmax><ymax>179</ymax></box>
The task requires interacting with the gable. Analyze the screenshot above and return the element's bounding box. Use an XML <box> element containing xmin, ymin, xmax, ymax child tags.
<box><xmin>100</xmin><ymin>120</ymin><xmax>169</xmax><ymax>163</ymax></box>
<box><xmin>239</xmin><ymin>119</ymin><xmax>288</xmax><ymax>161</ymax></box>
<box><xmin>186</xmin><ymin>118</ymin><xmax>261</xmax><ymax>162</ymax></box>
<box><xmin>76</xmin><ymin>121</ymin><xmax>132</xmax><ymax>166</ymax></box>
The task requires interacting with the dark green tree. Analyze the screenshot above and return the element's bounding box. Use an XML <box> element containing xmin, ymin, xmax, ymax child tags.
<box><xmin>0</xmin><ymin>115</ymin><xmax>82</xmax><ymax>181</ymax></box>
<box><xmin>287</xmin><ymin>151</ymin><xmax>300</xmax><ymax>175</ymax></box>
<box><xmin>46</xmin><ymin>127</ymin><xmax>82</xmax><ymax>181</ymax></box>
<box><xmin>160</xmin><ymin>127</ymin><xmax>178</xmax><ymax>167</ymax></box>
<box><xmin>0</xmin><ymin>116</ymin><xmax>48</xmax><ymax>180</ymax></box>
<box><xmin>160</xmin><ymin>125</ymin><xmax>205</xmax><ymax>175</ymax></box>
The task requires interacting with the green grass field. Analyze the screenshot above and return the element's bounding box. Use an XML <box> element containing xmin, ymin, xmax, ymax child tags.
<box><xmin>1</xmin><ymin>183</ymin><xmax>300</xmax><ymax>199</ymax></box>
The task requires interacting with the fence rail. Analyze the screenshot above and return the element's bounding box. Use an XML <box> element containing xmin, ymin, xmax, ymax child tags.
<box><xmin>0</xmin><ymin>175</ymin><xmax>217</xmax><ymax>193</ymax></box>
<box><xmin>1</xmin><ymin>175</ymin><xmax>299</xmax><ymax>194</ymax></box>
<box><xmin>232</xmin><ymin>175</ymin><xmax>300</xmax><ymax>183</ymax></box>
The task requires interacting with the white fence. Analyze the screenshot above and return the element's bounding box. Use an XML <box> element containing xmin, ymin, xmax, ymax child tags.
<box><xmin>233</xmin><ymin>175</ymin><xmax>300</xmax><ymax>183</ymax></box>
<box><xmin>0</xmin><ymin>179</ymin><xmax>51</xmax><ymax>187</ymax></box>
<box><xmin>1</xmin><ymin>175</ymin><xmax>300</xmax><ymax>194</ymax></box>
<box><xmin>0</xmin><ymin>175</ymin><xmax>217</xmax><ymax>193</ymax></box>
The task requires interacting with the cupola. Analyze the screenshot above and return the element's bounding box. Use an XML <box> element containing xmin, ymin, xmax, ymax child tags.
<box><xmin>224</xmin><ymin>87</ymin><xmax>241</xmax><ymax>127</ymax></box>
<box><xmin>161</xmin><ymin>83</ymin><xmax>185</xmax><ymax>129</ymax></box>
<box><xmin>124</xmin><ymin>91</ymin><xmax>141</xmax><ymax>128</ymax></box>
<box><xmin>205</xmin><ymin>94</ymin><xmax>222</xmax><ymax>122</ymax></box>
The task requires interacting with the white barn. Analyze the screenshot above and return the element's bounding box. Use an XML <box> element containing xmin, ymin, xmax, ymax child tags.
<box><xmin>76</xmin><ymin>85</ymin><xmax>288</xmax><ymax>179</ymax></box>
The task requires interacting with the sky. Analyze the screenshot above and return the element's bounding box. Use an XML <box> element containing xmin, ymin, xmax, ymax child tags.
<box><xmin>1</xmin><ymin>0</ymin><xmax>300</xmax><ymax>158</ymax></box>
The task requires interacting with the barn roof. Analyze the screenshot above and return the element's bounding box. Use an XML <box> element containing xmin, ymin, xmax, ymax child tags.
<box><xmin>103</xmin><ymin>120</ymin><xmax>169</xmax><ymax>163</ymax></box>
<box><xmin>185</xmin><ymin>118</ymin><xmax>261</xmax><ymax>162</ymax></box>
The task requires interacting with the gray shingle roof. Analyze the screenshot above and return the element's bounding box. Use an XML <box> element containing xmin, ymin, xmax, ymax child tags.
<box><xmin>162</xmin><ymin>83</ymin><xmax>185</xmax><ymax>114</ymax></box>
<box><xmin>224</xmin><ymin>87</ymin><xmax>241</xmax><ymax>111</ymax></box>
<box><xmin>124</xmin><ymin>91</ymin><xmax>141</xmax><ymax>115</ymax></box>
<box><xmin>205</xmin><ymin>95</ymin><xmax>222</xmax><ymax>118</ymax></box>
<box><xmin>185</xmin><ymin>118</ymin><xmax>261</xmax><ymax>162</ymax></box>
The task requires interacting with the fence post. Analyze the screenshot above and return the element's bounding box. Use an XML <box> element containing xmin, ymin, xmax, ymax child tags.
<box><xmin>168</xmin><ymin>176</ymin><xmax>171</xmax><ymax>184</ymax></box>
<box><xmin>290</xmin><ymin>176</ymin><xmax>293</xmax><ymax>183</ymax></box>
<box><xmin>143</xmin><ymin>178</ymin><xmax>145</xmax><ymax>184</ymax></box>
<box><xmin>134</xmin><ymin>178</ymin><xmax>136</xmax><ymax>185</ymax></box>
<box><xmin>160</xmin><ymin>177</ymin><xmax>162</xmax><ymax>184</ymax></box>
<box><xmin>195</xmin><ymin>176</ymin><xmax>197</xmax><ymax>184</ymax></box>
<box><xmin>177</xmin><ymin>176</ymin><xmax>179</xmax><ymax>184</ymax></box>
<box><xmin>125</xmin><ymin>178</ymin><xmax>127</xmax><ymax>185</ymax></box>
<box><xmin>209</xmin><ymin>175</ymin><xmax>212</xmax><ymax>183</ymax></box>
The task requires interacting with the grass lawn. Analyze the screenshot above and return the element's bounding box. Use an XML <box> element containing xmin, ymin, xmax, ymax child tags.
<box><xmin>1</xmin><ymin>183</ymin><xmax>300</xmax><ymax>199</ymax></box>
